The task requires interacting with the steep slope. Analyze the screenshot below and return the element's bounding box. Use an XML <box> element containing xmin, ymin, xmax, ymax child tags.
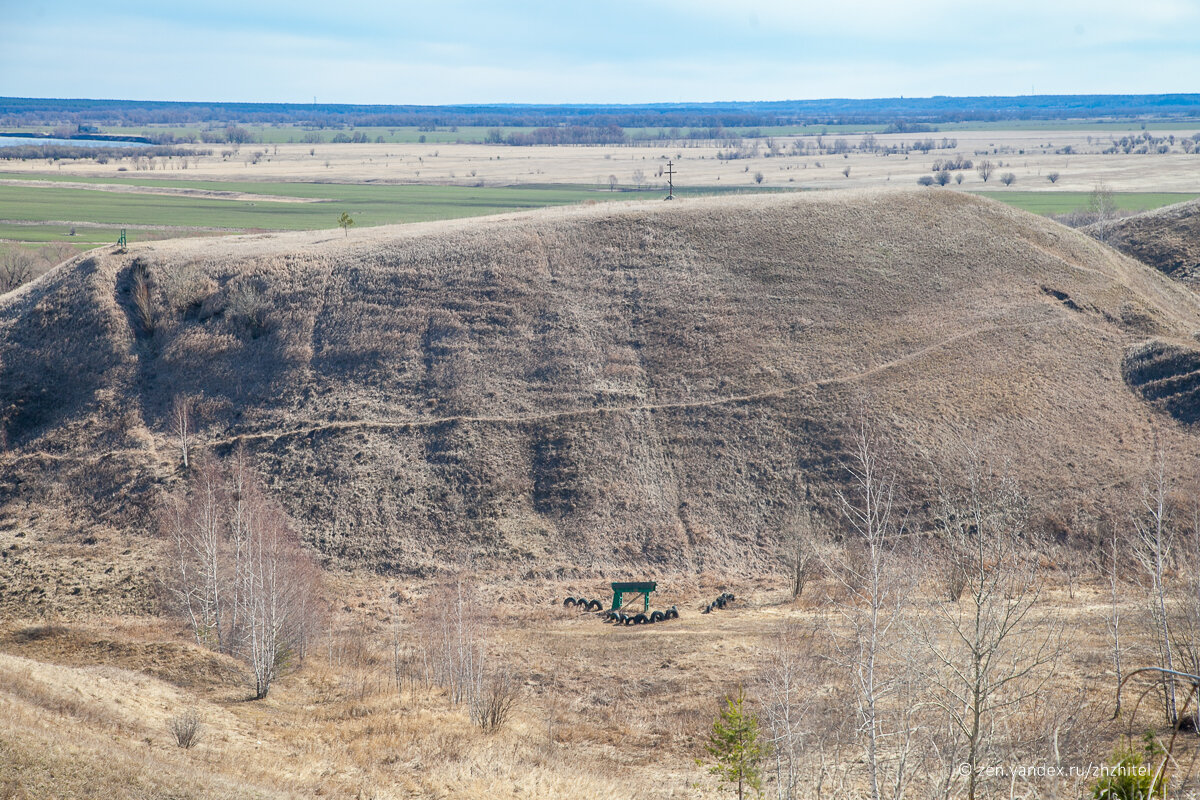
<box><xmin>3</xmin><ymin>191</ymin><xmax>1200</xmax><ymax>589</ymax></box>
<box><xmin>1086</xmin><ymin>197</ymin><xmax>1200</xmax><ymax>287</ymax></box>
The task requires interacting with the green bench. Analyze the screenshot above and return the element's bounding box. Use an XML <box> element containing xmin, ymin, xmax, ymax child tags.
<box><xmin>611</xmin><ymin>581</ymin><xmax>657</xmax><ymax>612</ymax></box>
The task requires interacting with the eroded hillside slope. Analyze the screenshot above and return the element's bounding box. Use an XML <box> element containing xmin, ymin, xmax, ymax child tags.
<box><xmin>1086</xmin><ymin>197</ymin><xmax>1200</xmax><ymax>286</ymax></box>
<box><xmin>3</xmin><ymin>191</ymin><xmax>1200</xmax><ymax>594</ymax></box>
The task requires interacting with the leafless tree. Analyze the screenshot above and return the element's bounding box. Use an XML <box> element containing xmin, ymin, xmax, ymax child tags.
<box><xmin>976</xmin><ymin>160</ymin><xmax>994</xmax><ymax>182</ymax></box>
<box><xmin>999</xmin><ymin>172</ymin><xmax>1017</xmax><ymax>186</ymax></box>
<box><xmin>415</xmin><ymin>579</ymin><xmax>487</xmax><ymax>706</ymax></box>
<box><xmin>783</xmin><ymin>508</ymin><xmax>818</xmax><ymax>600</ymax></box>
<box><xmin>1130</xmin><ymin>445</ymin><xmax>1179</xmax><ymax>724</ymax></box>
<box><xmin>171</xmin><ymin>394</ymin><xmax>195</xmax><ymax>470</ymax></box>
<box><xmin>1172</xmin><ymin>504</ymin><xmax>1200</xmax><ymax>681</ymax></box>
<box><xmin>0</xmin><ymin>248</ymin><xmax>36</xmax><ymax>293</ymax></box>
<box><xmin>759</xmin><ymin>623</ymin><xmax>818</xmax><ymax>800</ymax></box>
<box><xmin>825</xmin><ymin>414</ymin><xmax>918</xmax><ymax>800</ymax></box>
<box><xmin>1107</xmin><ymin>519</ymin><xmax>1126</xmax><ymax>703</ymax></box>
<box><xmin>157</xmin><ymin>451</ymin><xmax>321</xmax><ymax>698</ymax></box>
<box><xmin>1086</xmin><ymin>181</ymin><xmax>1120</xmax><ymax>243</ymax></box>
<box><xmin>916</xmin><ymin>443</ymin><xmax>1063</xmax><ymax>800</ymax></box>
<box><xmin>159</xmin><ymin>459</ymin><xmax>225</xmax><ymax>648</ymax></box>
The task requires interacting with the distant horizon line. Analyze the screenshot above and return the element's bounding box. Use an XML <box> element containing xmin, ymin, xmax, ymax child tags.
<box><xmin>4</xmin><ymin>92</ymin><xmax>1200</xmax><ymax>109</ymax></box>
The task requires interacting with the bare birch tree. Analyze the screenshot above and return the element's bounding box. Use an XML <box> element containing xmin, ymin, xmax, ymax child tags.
<box><xmin>171</xmin><ymin>394</ymin><xmax>195</xmax><ymax>470</ymax></box>
<box><xmin>916</xmin><ymin>444</ymin><xmax>1063</xmax><ymax>800</ymax></box>
<box><xmin>1172</xmin><ymin>504</ymin><xmax>1200</xmax><ymax>681</ymax></box>
<box><xmin>825</xmin><ymin>415</ymin><xmax>917</xmax><ymax>800</ymax></box>
<box><xmin>157</xmin><ymin>452</ymin><xmax>320</xmax><ymax>698</ymax></box>
<box><xmin>1130</xmin><ymin>445</ymin><xmax>1179</xmax><ymax>724</ymax></box>
<box><xmin>1107</xmin><ymin>519</ymin><xmax>1126</xmax><ymax>703</ymax></box>
<box><xmin>759</xmin><ymin>623</ymin><xmax>817</xmax><ymax>800</ymax></box>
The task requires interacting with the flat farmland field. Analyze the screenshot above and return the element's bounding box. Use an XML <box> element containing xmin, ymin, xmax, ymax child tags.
<box><xmin>0</xmin><ymin>174</ymin><xmax>783</xmax><ymax>245</ymax></box>
<box><xmin>2</xmin><ymin>123</ymin><xmax>1199</xmax><ymax>248</ymax></box>
<box><xmin>4</xmin><ymin>127</ymin><xmax>1199</xmax><ymax>192</ymax></box>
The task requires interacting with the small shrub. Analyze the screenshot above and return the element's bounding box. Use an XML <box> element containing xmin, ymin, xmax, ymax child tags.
<box><xmin>754</xmin><ymin>172</ymin><xmax>764</xmax><ymax>184</ymax></box>
<box><xmin>168</xmin><ymin>709</ymin><xmax>203</xmax><ymax>749</ymax></box>
<box><xmin>943</xmin><ymin>558</ymin><xmax>968</xmax><ymax>601</ymax></box>
<box><xmin>469</xmin><ymin>671</ymin><xmax>520</xmax><ymax>732</ymax></box>
<box><xmin>160</xmin><ymin>262</ymin><xmax>216</xmax><ymax>315</ymax></box>
<box><xmin>1047</xmin><ymin>172</ymin><xmax>1060</xmax><ymax>184</ymax></box>
<box><xmin>955</xmin><ymin>172</ymin><xmax>964</xmax><ymax>184</ymax></box>
<box><xmin>917</xmin><ymin>175</ymin><xmax>935</xmax><ymax>186</ymax></box>
<box><xmin>1000</xmin><ymin>172</ymin><xmax>1017</xmax><ymax>186</ymax></box>
<box><xmin>226</xmin><ymin>280</ymin><xmax>270</xmax><ymax>336</ymax></box>
<box><xmin>936</xmin><ymin>170</ymin><xmax>951</xmax><ymax>186</ymax></box>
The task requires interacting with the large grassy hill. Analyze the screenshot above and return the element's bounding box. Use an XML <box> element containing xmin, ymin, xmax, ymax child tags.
<box><xmin>3</xmin><ymin>190</ymin><xmax>1200</xmax><ymax>607</ymax></box>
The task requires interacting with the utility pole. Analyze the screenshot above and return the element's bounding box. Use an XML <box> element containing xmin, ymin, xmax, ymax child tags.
<box><xmin>665</xmin><ymin>160</ymin><xmax>675</xmax><ymax>200</ymax></box>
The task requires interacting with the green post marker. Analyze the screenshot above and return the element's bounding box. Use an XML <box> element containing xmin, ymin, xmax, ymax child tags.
<box><xmin>117</xmin><ymin>229</ymin><xmax>126</xmax><ymax>249</ymax></box>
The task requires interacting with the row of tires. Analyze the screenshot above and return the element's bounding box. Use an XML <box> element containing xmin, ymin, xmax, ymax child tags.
<box><xmin>701</xmin><ymin>592</ymin><xmax>736</xmax><ymax>614</ymax></box>
<box><xmin>602</xmin><ymin>606</ymin><xmax>679</xmax><ymax>625</ymax></box>
<box><xmin>563</xmin><ymin>597</ymin><xmax>604</xmax><ymax>611</ymax></box>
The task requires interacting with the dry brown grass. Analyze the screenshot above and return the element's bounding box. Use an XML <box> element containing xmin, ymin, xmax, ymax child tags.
<box><xmin>4</xmin><ymin>190</ymin><xmax>1200</xmax><ymax>587</ymax></box>
<box><xmin>1088</xmin><ymin>197</ymin><xmax>1200</xmax><ymax>286</ymax></box>
<box><xmin>0</xmin><ymin>572</ymin><xmax>1180</xmax><ymax>799</ymax></box>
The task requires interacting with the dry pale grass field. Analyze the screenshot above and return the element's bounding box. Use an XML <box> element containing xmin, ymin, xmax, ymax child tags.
<box><xmin>4</xmin><ymin>128</ymin><xmax>1200</xmax><ymax>193</ymax></box>
<box><xmin>0</xmin><ymin>569</ymin><xmax>1186</xmax><ymax>800</ymax></box>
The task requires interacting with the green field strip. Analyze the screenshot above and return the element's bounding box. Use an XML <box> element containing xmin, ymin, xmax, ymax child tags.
<box><xmin>974</xmin><ymin>191</ymin><xmax>1200</xmax><ymax>215</ymax></box>
<box><xmin>0</xmin><ymin>181</ymin><xmax>696</xmax><ymax>244</ymax></box>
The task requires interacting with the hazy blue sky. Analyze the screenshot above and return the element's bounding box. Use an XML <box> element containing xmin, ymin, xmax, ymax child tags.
<box><xmin>3</xmin><ymin>0</ymin><xmax>1199</xmax><ymax>104</ymax></box>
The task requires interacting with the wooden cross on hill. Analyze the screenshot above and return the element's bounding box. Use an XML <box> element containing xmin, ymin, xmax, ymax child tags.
<box><xmin>665</xmin><ymin>160</ymin><xmax>675</xmax><ymax>200</ymax></box>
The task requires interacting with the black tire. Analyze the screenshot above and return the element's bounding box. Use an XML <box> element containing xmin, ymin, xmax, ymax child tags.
<box><xmin>623</xmin><ymin>614</ymin><xmax>634</xmax><ymax>626</ymax></box>
<box><xmin>587</xmin><ymin>599</ymin><xmax>602</xmax><ymax>611</ymax></box>
<box><xmin>650</xmin><ymin>611</ymin><xmax>665</xmax><ymax>623</ymax></box>
<box><xmin>715</xmin><ymin>598</ymin><xmax>726</xmax><ymax>609</ymax></box>
<box><xmin>666</xmin><ymin>606</ymin><xmax>679</xmax><ymax>619</ymax></box>
<box><xmin>702</xmin><ymin>604</ymin><xmax>711</xmax><ymax>614</ymax></box>
<box><xmin>564</xmin><ymin>597</ymin><xmax>576</xmax><ymax>608</ymax></box>
<box><xmin>633</xmin><ymin>614</ymin><xmax>648</xmax><ymax>625</ymax></box>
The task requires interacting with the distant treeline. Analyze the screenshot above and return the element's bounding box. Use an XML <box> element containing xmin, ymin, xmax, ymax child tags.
<box><xmin>0</xmin><ymin>144</ymin><xmax>209</xmax><ymax>161</ymax></box>
<box><xmin>3</xmin><ymin>94</ymin><xmax>1199</xmax><ymax>132</ymax></box>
